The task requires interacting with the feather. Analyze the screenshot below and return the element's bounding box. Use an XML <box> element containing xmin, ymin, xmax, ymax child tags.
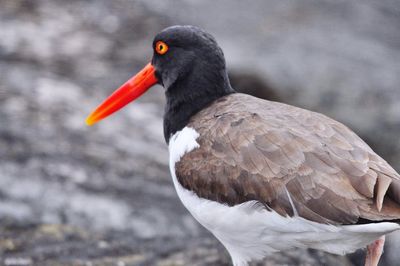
<box><xmin>175</xmin><ymin>93</ymin><xmax>400</xmax><ymax>225</ymax></box>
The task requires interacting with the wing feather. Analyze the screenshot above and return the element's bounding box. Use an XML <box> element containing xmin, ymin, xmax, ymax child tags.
<box><xmin>175</xmin><ymin>94</ymin><xmax>400</xmax><ymax>225</ymax></box>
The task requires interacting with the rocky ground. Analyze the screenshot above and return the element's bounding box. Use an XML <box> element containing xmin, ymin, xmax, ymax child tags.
<box><xmin>0</xmin><ymin>0</ymin><xmax>399</xmax><ymax>265</ymax></box>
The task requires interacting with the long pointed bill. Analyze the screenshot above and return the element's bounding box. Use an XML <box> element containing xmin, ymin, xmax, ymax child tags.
<box><xmin>86</xmin><ymin>63</ymin><xmax>157</xmax><ymax>126</ymax></box>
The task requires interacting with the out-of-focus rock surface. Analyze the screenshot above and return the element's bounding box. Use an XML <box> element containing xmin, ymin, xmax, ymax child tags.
<box><xmin>0</xmin><ymin>0</ymin><xmax>399</xmax><ymax>265</ymax></box>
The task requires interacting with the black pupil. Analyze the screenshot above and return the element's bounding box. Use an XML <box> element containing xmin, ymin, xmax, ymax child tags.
<box><xmin>159</xmin><ymin>45</ymin><xmax>163</xmax><ymax>50</ymax></box>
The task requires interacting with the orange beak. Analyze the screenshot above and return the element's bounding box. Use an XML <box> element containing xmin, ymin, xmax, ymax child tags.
<box><xmin>86</xmin><ymin>63</ymin><xmax>158</xmax><ymax>126</ymax></box>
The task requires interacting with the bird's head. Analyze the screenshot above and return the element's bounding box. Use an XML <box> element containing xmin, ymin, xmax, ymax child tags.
<box><xmin>86</xmin><ymin>25</ymin><xmax>232</xmax><ymax>126</ymax></box>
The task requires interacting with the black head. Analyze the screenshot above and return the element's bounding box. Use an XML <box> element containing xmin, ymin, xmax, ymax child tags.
<box><xmin>86</xmin><ymin>25</ymin><xmax>234</xmax><ymax>143</ymax></box>
<box><xmin>152</xmin><ymin>25</ymin><xmax>230</xmax><ymax>90</ymax></box>
<box><xmin>151</xmin><ymin>25</ymin><xmax>235</xmax><ymax>142</ymax></box>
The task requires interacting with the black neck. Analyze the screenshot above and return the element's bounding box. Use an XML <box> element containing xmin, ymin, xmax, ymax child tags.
<box><xmin>163</xmin><ymin>69</ymin><xmax>234</xmax><ymax>143</ymax></box>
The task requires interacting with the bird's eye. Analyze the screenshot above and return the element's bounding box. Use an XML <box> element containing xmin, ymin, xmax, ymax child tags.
<box><xmin>155</xmin><ymin>41</ymin><xmax>168</xmax><ymax>55</ymax></box>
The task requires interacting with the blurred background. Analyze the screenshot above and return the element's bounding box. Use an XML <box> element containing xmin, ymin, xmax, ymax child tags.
<box><xmin>1</xmin><ymin>0</ymin><xmax>400</xmax><ymax>265</ymax></box>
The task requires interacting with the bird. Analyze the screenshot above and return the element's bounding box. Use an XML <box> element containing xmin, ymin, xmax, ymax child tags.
<box><xmin>86</xmin><ymin>25</ymin><xmax>400</xmax><ymax>266</ymax></box>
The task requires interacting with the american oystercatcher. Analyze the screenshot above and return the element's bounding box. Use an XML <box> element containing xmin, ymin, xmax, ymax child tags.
<box><xmin>86</xmin><ymin>25</ymin><xmax>400</xmax><ymax>266</ymax></box>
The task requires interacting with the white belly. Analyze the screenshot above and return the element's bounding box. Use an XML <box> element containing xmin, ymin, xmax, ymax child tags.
<box><xmin>168</xmin><ymin>127</ymin><xmax>400</xmax><ymax>266</ymax></box>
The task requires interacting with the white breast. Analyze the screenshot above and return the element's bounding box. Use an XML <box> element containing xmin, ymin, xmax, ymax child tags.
<box><xmin>168</xmin><ymin>127</ymin><xmax>400</xmax><ymax>266</ymax></box>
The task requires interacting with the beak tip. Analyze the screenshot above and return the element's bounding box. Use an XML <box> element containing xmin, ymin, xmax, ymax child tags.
<box><xmin>85</xmin><ymin>117</ymin><xmax>95</xmax><ymax>126</ymax></box>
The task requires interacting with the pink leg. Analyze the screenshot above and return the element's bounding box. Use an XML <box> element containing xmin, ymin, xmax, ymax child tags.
<box><xmin>365</xmin><ymin>236</ymin><xmax>385</xmax><ymax>266</ymax></box>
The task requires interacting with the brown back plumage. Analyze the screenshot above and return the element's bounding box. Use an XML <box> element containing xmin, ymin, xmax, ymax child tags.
<box><xmin>175</xmin><ymin>93</ymin><xmax>400</xmax><ymax>225</ymax></box>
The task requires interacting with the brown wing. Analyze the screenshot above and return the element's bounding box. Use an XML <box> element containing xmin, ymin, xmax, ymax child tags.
<box><xmin>175</xmin><ymin>93</ymin><xmax>400</xmax><ymax>225</ymax></box>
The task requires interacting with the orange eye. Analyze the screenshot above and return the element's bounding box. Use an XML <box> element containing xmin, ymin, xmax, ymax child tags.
<box><xmin>155</xmin><ymin>41</ymin><xmax>168</xmax><ymax>55</ymax></box>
